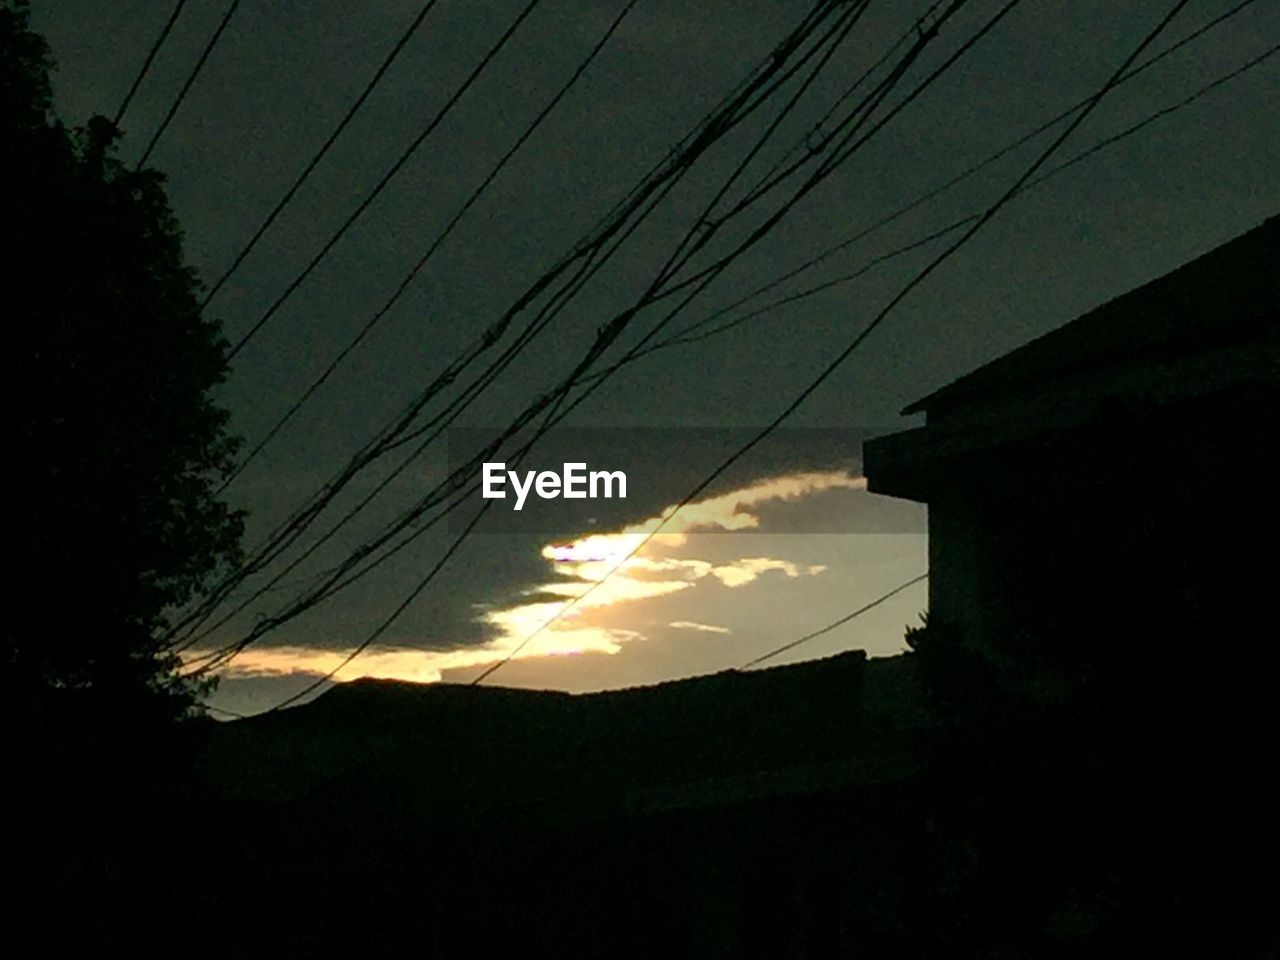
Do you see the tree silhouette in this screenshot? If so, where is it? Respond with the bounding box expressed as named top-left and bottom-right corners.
top-left (2, 2), bottom-right (245, 941)
top-left (2, 0), bottom-right (242, 721)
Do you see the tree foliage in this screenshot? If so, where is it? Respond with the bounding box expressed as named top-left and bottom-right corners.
top-left (2, 5), bottom-right (246, 941)
top-left (1, 0), bottom-right (242, 724)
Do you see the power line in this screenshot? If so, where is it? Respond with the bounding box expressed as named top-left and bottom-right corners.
top-left (652, 0), bottom-right (1265, 351)
top-left (177, 0), bottom-right (720, 642)
top-left (168, 0), bottom-right (861, 649)
top-left (743, 0), bottom-right (946, 199)
top-left (741, 573), bottom-right (929, 670)
top-left (467, 0), bottom-right (1194, 688)
top-left (191, 0), bottom-right (1025, 687)
top-left (137, 0), bottom-right (244, 168)
top-left (382, 0), bottom-right (1021, 691)
top-left (235, 0), bottom-right (1192, 675)
top-left (625, 221), bottom-right (967, 357)
top-left (263, 486), bottom-right (502, 710)
top-left (519, 0), bottom-right (883, 432)
top-left (170, 0), bottom-right (829, 646)
top-left (492, 8), bottom-right (1276, 684)
top-left (221, 0), bottom-right (852, 483)
top-left (199, 1), bottom-right (1265, 724)
top-left (465, 0), bottom-right (985, 441)
top-left (219, 0), bottom-right (642, 487)
top-left (369, 0), bottom-right (864, 460)
top-left (225, 0), bottom-right (546, 359)
top-left (199, 0), bottom-right (442, 309)
top-left (563, 0), bottom-right (1266, 396)
top-left (642, 35), bottom-right (1280, 358)
top-left (195, 0), bottom-right (932, 665)
top-left (531, 0), bottom-right (1025, 437)
top-left (113, 0), bottom-right (189, 126)
top-left (199, 570), bottom-right (924, 710)
top-left (202, 702), bottom-right (249, 720)
top-left (199, 0), bottom-right (1183, 710)
top-left (613, 0), bottom-right (1022, 335)
top-left (649, 0), bottom-right (874, 286)
top-left (197, 0), bottom-right (1218, 701)
top-left (192, 0), bottom-right (879, 690)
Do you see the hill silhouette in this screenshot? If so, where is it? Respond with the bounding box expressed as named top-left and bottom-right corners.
top-left (201, 651), bottom-right (923, 825)
top-left (190, 652), bottom-right (931, 958)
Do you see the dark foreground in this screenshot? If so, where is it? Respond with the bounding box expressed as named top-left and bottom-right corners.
top-left (15, 639), bottom-right (1278, 958)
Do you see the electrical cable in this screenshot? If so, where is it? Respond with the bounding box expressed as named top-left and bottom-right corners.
top-left (114, 0), bottom-right (189, 126)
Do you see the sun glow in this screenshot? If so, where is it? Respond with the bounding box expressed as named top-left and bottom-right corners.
top-left (482, 469), bottom-right (858, 654)
top-left (203, 470), bottom-right (859, 689)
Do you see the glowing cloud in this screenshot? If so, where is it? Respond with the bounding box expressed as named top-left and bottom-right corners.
top-left (483, 470), bottom-right (855, 654)
top-left (669, 620), bottom-right (731, 634)
top-left (709, 557), bottom-right (827, 588)
top-left (205, 469), bottom-right (859, 691)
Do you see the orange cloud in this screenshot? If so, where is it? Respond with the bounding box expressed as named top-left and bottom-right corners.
top-left (201, 470), bottom-right (860, 689)
top-left (484, 470), bottom-right (854, 653)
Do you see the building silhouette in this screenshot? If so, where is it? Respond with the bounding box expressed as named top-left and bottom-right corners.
top-left (866, 215), bottom-right (1278, 646)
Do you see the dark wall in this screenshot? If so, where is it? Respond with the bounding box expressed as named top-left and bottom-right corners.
top-left (928, 383), bottom-right (1279, 651)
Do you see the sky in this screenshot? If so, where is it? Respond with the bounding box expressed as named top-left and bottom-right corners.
top-left (30, 0), bottom-right (1279, 715)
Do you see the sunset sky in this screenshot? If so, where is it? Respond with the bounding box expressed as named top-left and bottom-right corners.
top-left (30, 1), bottom-right (1278, 715)
top-left (206, 468), bottom-right (927, 713)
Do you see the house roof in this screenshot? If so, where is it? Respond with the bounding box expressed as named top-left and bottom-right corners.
top-left (902, 215), bottom-right (1280, 416)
